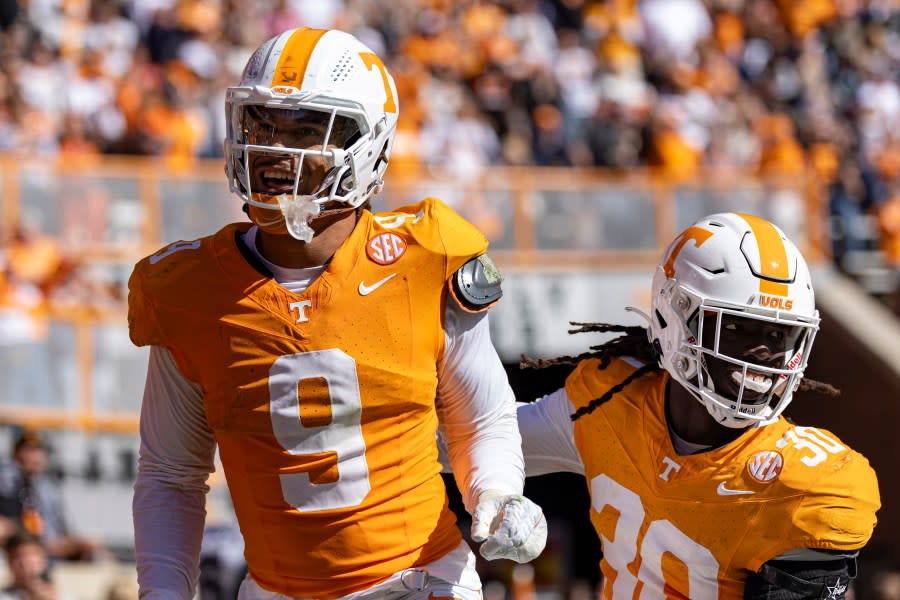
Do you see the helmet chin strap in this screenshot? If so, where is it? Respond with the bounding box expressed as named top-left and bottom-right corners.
top-left (697, 390), bottom-right (769, 429)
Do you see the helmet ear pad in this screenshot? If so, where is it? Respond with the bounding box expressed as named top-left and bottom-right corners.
top-left (647, 213), bottom-right (819, 428)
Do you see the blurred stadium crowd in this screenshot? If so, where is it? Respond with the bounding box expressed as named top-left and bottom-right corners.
top-left (0, 0), bottom-right (896, 173)
top-left (0, 0), bottom-right (899, 291)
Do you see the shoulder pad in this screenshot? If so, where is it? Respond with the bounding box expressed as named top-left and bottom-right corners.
top-left (565, 357), bottom-right (651, 412)
top-left (128, 226), bottom-right (237, 347)
top-left (372, 199), bottom-right (488, 273)
top-left (774, 427), bottom-right (880, 550)
top-left (450, 254), bottom-right (503, 312)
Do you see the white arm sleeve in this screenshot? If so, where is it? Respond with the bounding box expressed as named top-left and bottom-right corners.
top-left (516, 388), bottom-right (585, 476)
top-left (134, 346), bottom-right (216, 599)
top-left (436, 303), bottom-right (524, 515)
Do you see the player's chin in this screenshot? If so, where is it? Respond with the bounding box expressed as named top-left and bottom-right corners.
top-left (247, 203), bottom-right (288, 234)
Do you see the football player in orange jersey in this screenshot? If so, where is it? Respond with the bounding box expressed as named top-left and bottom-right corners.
top-left (127, 28), bottom-right (546, 599)
top-left (515, 213), bottom-right (880, 599)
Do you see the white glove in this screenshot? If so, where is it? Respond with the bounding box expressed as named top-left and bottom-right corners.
top-left (470, 490), bottom-right (547, 563)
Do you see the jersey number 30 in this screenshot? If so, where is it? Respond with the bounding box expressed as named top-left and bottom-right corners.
top-left (269, 349), bottom-right (371, 512)
top-left (593, 475), bottom-right (719, 599)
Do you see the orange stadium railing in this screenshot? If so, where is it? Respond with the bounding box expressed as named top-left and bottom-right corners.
top-left (0, 156), bottom-right (829, 434)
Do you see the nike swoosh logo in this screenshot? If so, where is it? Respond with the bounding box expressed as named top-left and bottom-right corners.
top-left (358, 273), bottom-right (397, 296)
top-left (717, 482), bottom-right (754, 496)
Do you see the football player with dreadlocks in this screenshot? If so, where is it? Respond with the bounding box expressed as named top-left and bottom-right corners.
top-left (127, 28), bottom-right (545, 600)
top-left (516, 213), bottom-right (879, 599)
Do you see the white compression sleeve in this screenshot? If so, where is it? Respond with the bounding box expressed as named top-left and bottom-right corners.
top-left (134, 346), bottom-right (216, 599)
top-left (516, 388), bottom-right (585, 476)
top-left (436, 303), bottom-right (525, 515)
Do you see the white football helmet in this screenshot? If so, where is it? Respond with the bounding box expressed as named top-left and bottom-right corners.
top-left (648, 213), bottom-right (819, 428)
top-left (225, 28), bottom-right (399, 241)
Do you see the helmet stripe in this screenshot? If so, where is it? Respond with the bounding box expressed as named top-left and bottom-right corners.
top-left (271, 28), bottom-right (328, 87)
top-left (738, 213), bottom-right (789, 296)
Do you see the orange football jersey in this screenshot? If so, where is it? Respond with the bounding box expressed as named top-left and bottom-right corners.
top-left (128, 198), bottom-right (488, 598)
top-left (565, 357), bottom-right (880, 600)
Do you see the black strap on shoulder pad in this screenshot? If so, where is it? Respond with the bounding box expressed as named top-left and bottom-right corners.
top-left (451, 254), bottom-right (503, 311)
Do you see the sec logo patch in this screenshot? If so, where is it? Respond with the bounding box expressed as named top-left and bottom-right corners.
top-left (746, 450), bottom-right (784, 483)
top-left (367, 232), bottom-right (407, 265)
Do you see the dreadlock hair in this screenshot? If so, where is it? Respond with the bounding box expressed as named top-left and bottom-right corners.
top-left (520, 321), bottom-right (841, 422)
top-left (796, 378), bottom-right (841, 398)
top-left (520, 322), bottom-right (662, 422)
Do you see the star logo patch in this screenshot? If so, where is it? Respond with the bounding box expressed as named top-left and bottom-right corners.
top-left (824, 578), bottom-right (847, 599)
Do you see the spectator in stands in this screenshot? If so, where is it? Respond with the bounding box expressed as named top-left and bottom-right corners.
top-left (0, 222), bottom-right (55, 406)
top-left (829, 159), bottom-right (874, 266)
top-left (877, 188), bottom-right (900, 315)
top-left (103, 575), bottom-right (139, 600)
top-left (0, 0), bottom-right (893, 187)
top-left (878, 188), bottom-right (900, 270)
top-left (0, 0), bottom-right (17, 31)
top-left (1, 216), bottom-right (119, 317)
top-left (870, 566), bottom-right (900, 600)
top-left (3, 219), bottom-right (70, 300)
top-left (0, 429), bottom-right (112, 563)
top-left (0, 529), bottom-right (75, 600)
top-left (8, 9), bottom-right (900, 220)
top-left (0, 1), bottom-right (898, 294)
top-left (849, 552), bottom-right (900, 600)
top-left (197, 523), bottom-right (247, 600)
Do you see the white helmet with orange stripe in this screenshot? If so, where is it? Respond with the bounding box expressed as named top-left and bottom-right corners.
top-left (648, 213), bottom-right (820, 428)
top-left (225, 28), bottom-right (399, 242)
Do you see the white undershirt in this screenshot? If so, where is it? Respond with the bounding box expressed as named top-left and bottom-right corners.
top-left (241, 226), bottom-right (325, 293)
top-left (134, 227), bottom-right (524, 598)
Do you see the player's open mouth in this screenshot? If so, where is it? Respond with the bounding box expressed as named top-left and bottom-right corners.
top-left (256, 167), bottom-right (297, 195)
top-left (730, 368), bottom-right (773, 395)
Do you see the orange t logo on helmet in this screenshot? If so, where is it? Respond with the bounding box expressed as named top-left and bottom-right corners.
top-left (359, 53), bottom-right (397, 113)
top-left (663, 215), bottom-right (792, 299)
top-left (663, 226), bottom-right (713, 278)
